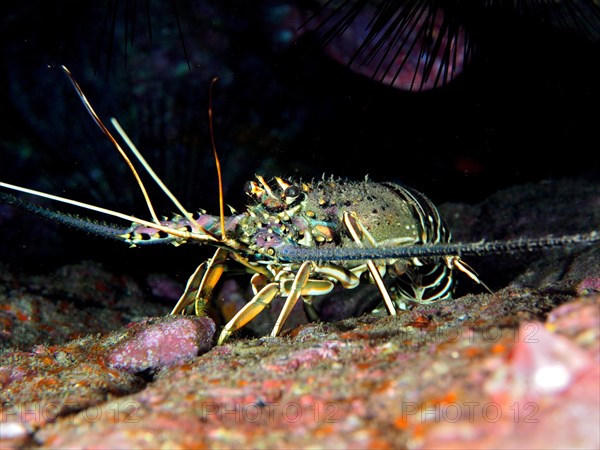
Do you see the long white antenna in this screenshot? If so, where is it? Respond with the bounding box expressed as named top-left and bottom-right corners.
top-left (0, 181), bottom-right (199, 241)
top-left (110, 118), bottom-right (201, 231)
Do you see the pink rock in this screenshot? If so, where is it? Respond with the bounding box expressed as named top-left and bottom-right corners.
top-left (546, 297), bottom-right (600, 339)
top-left (577, 277), bottom-right (600, 295)
top-left (418, 322), bottom-right (600, 449)
top-left (486, 321), bottom-right (594, 399)
top-left (145, 274), bottom-right (184, 301)
top-left (106, 316), bottom-right (215, 374)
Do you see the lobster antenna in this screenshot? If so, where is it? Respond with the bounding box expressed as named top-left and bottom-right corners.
top-left (0, 182), bottom-right (195, 241)
top-left (209, 76), bottom-right (227, 240)
top-left (60, 65), bottom-right (161, 226)
top-left (109, 118), bottom-right (201, 232)
top-left (277, 231), bottom-right (600, 262)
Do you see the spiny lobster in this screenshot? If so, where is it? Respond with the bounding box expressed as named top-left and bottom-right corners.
top-left (1, 67), bottom-right (598, 345)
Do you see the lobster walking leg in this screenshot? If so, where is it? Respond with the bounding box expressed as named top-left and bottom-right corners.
top-left (447, 257), bottom-right (491, 293)
top-left (171, 247), bottom-right (229, 316)
top-left (270, 261), bottom-right (312, 337)
top-left (218, 283), bottom-right (281, 344)
top-left (343, 211), bottom-right (397, 316)
top-left (217, 262), bottom-right (335, 343)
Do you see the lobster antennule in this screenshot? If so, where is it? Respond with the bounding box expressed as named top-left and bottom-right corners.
top-left (62, 65), bottom-right (204, 235)
top-left (0, 68), bottom-right (241, 252)
top-left (60, 65), bottom-right (162, 227)
top-left (109, 118), bottom-right (200, 231)
top-left (208, 76), bottom-right (227, 240)
top-left (276, 231), bottom-right (600, 262)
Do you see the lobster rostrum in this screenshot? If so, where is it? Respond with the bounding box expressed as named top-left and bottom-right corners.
top-left (1, 67), bottom-right (598, 345)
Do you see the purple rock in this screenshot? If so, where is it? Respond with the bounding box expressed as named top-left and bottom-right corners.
top-left (106, 317), bottom-right (215, 374)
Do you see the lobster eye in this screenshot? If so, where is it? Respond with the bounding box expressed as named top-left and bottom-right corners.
top-left (284, 185), bottom-right (299, 199)
top-left (244, 180), bottom-right (264, 199)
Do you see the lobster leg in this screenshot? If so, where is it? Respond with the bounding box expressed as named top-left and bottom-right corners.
top-left (343, 211), bottom-right (397, 316)
top-left (171, 247), bottom-right (229, 315)
top-left (270, 261), bottom-right (312, 337)
top-left (312, 264), bottom-right (360, 289)
top-left (218, 264), bottom-right (334, 343)
top-left (449, 257), bottom-right (492, 293)
top-left (218, 282), bottom-right (280, 344)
